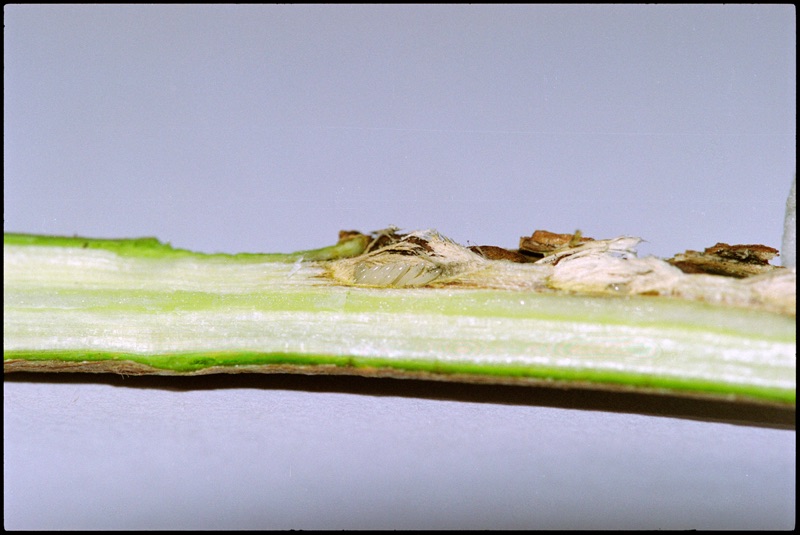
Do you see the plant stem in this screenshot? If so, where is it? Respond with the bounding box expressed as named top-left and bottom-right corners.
top-left (3, 232), bottom-right (795, 406)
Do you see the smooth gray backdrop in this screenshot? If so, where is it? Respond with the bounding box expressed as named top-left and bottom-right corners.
top-left (4, 5), bottom-right (796, 530)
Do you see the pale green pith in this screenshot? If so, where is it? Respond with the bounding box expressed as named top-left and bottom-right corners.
top-left (3, 233), bottom-right (796, 405)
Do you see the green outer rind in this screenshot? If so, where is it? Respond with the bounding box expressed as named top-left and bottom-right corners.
top-left (2, 232), bottom-right (368, 261)
top-left (4, 350), bottom-right (794, 405)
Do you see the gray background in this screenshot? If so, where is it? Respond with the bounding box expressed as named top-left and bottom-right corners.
top-left (3, 5), bottom-right (796, 529)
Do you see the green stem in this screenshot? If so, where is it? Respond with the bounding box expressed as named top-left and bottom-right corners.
top-left (3, 233), bottom-right (795, 406)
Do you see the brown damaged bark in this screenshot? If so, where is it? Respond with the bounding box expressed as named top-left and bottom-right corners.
top-left (519, 230), bottom-right (594, 258)
top-left (467, 230), bottom-right (596, 263)
top-left (339, 228), bottom-right (410, 254)
top-left (342, 228), bottom-right (785, 279)
top-left (667, 243), bottom-right (782, 278)
top-left (467, 245), bottom-right (533, 263)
